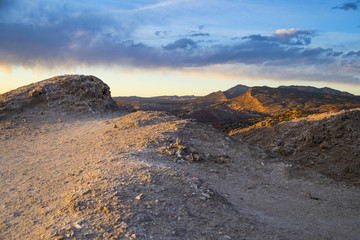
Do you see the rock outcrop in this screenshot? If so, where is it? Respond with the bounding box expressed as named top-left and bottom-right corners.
top-left (0, 75), bottom-right (118, 117)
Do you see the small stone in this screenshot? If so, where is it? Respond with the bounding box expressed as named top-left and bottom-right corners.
top-left (216, 157), bottom-right (224, 164)
top-left (193, 153), bottom-right (201, 161)
top-left (304, 192), bottom-right (320, 200)
top-left (186, 155), bottom-right (194, 162)
top-left (136, 194), bottom-right (143, 200)
top-left (319, 142), bottom-right (329, 149)
top-left (201, 193), bottom-right (210, 199)
top-left (176, 149), bottom-right (182, 158)
top-left (74, 224), bottom-right (82, 229)
top-left (66, 232), bottom-right (74, 238)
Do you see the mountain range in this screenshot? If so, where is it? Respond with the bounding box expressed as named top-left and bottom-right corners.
top-left (115, 84), bottom-right (360, 131)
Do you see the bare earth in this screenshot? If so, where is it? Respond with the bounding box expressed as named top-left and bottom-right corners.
top-left (1, 110), bottom-right (360, 239)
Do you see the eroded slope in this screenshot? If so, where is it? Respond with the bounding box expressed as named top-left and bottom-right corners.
top-left (231, 108), bottom-right (360, 186)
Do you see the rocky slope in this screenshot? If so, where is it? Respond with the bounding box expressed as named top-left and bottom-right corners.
top-left (0, 75), bottom-right (118, 119)
top-left (231, 108), bottom-right (360, 186)
top-left (225, 87), bottom-right (360, 115)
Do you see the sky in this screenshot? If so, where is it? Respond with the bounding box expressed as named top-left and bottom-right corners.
top-left (0, 0), bottom-right (360, 96)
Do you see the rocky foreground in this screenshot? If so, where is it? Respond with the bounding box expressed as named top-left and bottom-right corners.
top-left (1, 75), bottom-right (360, 239)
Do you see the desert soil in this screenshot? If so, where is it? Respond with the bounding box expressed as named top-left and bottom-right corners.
top-left (1, 110), bottom-right (360, 239)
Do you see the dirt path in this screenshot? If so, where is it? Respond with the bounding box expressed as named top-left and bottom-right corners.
top-left (153, 120), bottom-right (360, 239)
top-left (1, 111), bottom-right (359, 239)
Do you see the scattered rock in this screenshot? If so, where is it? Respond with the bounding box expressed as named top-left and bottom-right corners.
top-left (159, 138), bottom-right (205, 163)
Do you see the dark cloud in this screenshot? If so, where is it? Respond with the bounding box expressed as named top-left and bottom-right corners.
top-left (242, 29), bottom-right (316, 46)
top-left (186, 41), bottom-right (334, 67)
top-left (185, 33), bottom-right (210, 37)
top-left (344, 50), bottom-right (360, 57)
top-left (242, 34), bottom-right (269, 41)
top-left (197, 39), bottom-right (218, 44)
top-left (327, 51), bottom-right (344, 57)
top-left (0, 22), bottom-right (345, 70)
top-left (332, 1), bottom-right (360, 10)
top-left (155, 31), bottom-right (170, 37)
top-left (162, 38), bottom-right (198, 50)
top-left (0, 19), bottom-right (346, 70)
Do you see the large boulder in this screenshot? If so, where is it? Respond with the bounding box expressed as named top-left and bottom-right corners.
top-left (0, 75), bottom-right (118, 116)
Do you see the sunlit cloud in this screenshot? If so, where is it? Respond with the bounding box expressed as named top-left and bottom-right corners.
top-left (0, 64), bottom-right (12, 74)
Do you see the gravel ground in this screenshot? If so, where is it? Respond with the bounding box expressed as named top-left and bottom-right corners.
top-left (1, 110), bottom-right (360, 239)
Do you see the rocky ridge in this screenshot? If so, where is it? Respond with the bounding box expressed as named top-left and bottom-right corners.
top-left (0, 75), bottom-right (118, 119)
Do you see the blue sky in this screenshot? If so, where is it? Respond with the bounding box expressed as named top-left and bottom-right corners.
top-left (0, 0), bottom-right (360, 96)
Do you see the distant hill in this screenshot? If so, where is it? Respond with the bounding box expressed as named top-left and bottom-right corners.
top-left (279, 85), bottom-right (354, 97)
top-left (223, 84), bottom-right (249, 99)
top-left (114, 84), bottom-right (360, 130)
top-left (225, 87), bottom-right (360, 115)
top-left (114, 95), bottom-right (197, 102)
top-left (191, 91), bottom-right (228, 103)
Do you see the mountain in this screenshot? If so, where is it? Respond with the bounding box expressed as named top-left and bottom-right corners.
top-left (114, 84), bottom-right (360, 133)
top-left (226, 87), bottom-right (360, 115)
top-left (114, 95), bottom-right (197, 102)
top-left (191, 90), bottom-right (228, 103)
top-left (279, 85), bottom-right (354, 97)
top-left (223, 84), bottom-right (249, 99)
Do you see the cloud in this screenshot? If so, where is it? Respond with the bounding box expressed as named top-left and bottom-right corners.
top-left (185, 33), bottom-right (210, 37)
top-left (155, 30), bottom-right (170, 37)
top-left (134, 0), bottom-right (190, 12)
top-left (344, 50), bottom-right (360, 57)
top-left (0, 19), bottom-right (346, 71)
top-left (0, 22), bottom-right (349, 71)
top-left (242, 28), bottom-right (316, 46)
top-left (332, 1), bottom-right (360, 10)
top-left (162, 38), bottom-right (198, 50)
top-left (0, 1), bottom-right (358, 86)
